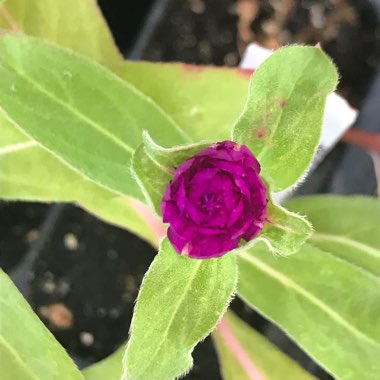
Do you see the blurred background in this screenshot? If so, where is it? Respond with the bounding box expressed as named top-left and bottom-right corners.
top-left (1, 1), bottom-right (379, 378)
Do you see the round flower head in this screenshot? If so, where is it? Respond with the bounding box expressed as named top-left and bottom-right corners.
top-left (161, 141), bottom-right (267, 259)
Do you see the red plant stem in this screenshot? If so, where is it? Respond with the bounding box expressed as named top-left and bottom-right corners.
top-left (217, 318), bottom-right (265, 380)
top-left (129, 198), bottom-right (166, 244)
top-left (370, 152), bottom-right (380, 197)
top-left (341, 128), bottom-right (380, 152)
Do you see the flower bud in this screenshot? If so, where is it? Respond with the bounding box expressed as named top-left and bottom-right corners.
top-left (161, 141), bottom-right (267, 259)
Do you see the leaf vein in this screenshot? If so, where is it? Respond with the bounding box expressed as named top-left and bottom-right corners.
top-left (256, 54), bottom-right (316, 161)
top-left (0, 141), bottom-right (37, 155)
top-left (1, 61), bottom-right (135, 155)
top-left (311, 233), bottom-right (380, 258)
top-left (0, 334), bottom-right (40, 380)
top-left (126, 258), bottom-right (202, 377)
top-left (238, 251), bottom-right (380, 349)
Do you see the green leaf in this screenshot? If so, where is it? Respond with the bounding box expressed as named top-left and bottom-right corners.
top-left (257, 190), bottom-right (312, 256)
top-left (287, 195), bottom-right (380, 279)
top-left (237, 195), bottom-right (380, 380)
top-left (0, 2), bottom-right (249, 244)
top-left (0, 0), bottom-right (162, 244)
top-left (0, 133), bottom-right (162, 246)
top-left (0, 35), bottom-right (189, 199)
top-left (122, 62), bottom-right (249, 142)
top-left (123, 238), bottom-right (237, 380)
top-left (82, 346), bottom-right (124, 380)
top-left (132, 131), bottom-right (209, 214)
top-left (0, 61), bottom-right (250, 246)
top-left (232, 46), bottom-right (338, 191)
top-left (0, 1), bottom-right (250, 245)
top-left (213, 311), bottom-right (316, 380)
top-left (0, 0), bottom-right (122, 72)
top-left (0, 269), bottom-right (84, 380)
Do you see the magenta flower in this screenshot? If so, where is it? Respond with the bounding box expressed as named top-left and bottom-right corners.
top-left (161, 141), bottom-right (267, 259)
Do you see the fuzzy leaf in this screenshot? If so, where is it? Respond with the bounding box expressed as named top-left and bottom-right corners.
top-left (213, 311), bottom-right (316, 380)
top-left (122, 62), bottom-right (249, 141)
top-left (132, 132), bottom-right (209, 214)
top-left (0, 0), bottom-right (163, 244)
top-left (257, 190), bottom-right (312, 255)
top-left (0, 62), bottom-right (250, 246)
top-left (0, 138), bottom-right (162, 245)
top-left (287, 195), bottom-right (380, 277)
top-left (123, 238), bottom-right (237, 380)
top-left (82, 347), bottom-right (124, 380)
top-left (0, 3), bottom-right (249, 244)
top-left (0, 0), bottom-right (250, 250)
top-left (0, 35), bottom-right (189, 199)
top-left (237, 196), bottom-right (380, 379)
top-left (233, 46), bottom-right (338, 191)
top-left (0, 269), bottom-right (84, 380)
top-left (0, 0), bottom-right (122, 72)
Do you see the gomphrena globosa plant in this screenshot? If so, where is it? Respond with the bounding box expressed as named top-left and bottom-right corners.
top-left (0, 3), bottom-right (379, 379)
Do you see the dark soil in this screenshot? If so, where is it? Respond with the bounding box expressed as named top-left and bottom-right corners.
top-left (97, 0), bottom-right (154, 55)
top-left (142, 0), bottom-right (241, 66)
top-left (1, 1), bottom-right (378, 379)
top-left (29, 205), bottom-right (154, 361)
top-left (0, 202), bottom-right (48, 271)
top-left (143, 0), bottom-right (379, 106)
